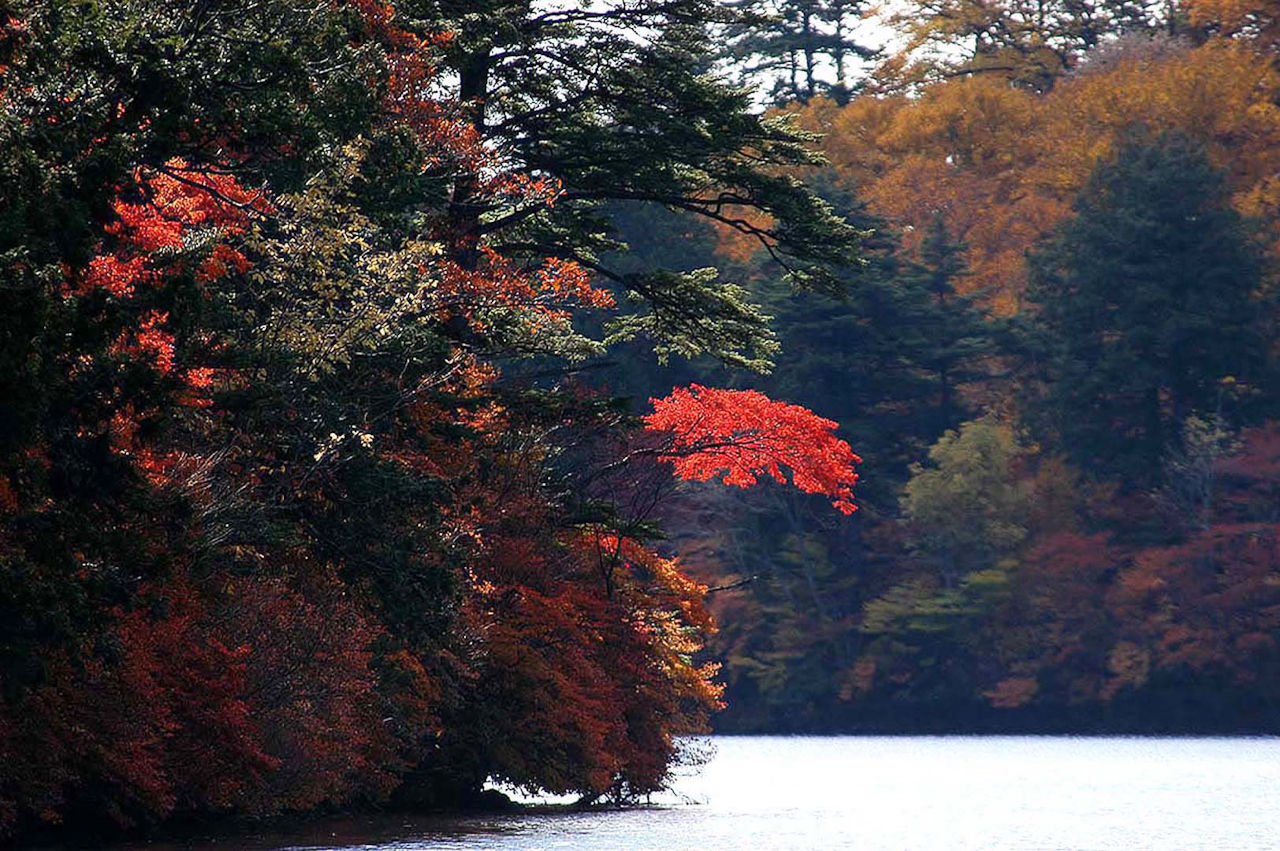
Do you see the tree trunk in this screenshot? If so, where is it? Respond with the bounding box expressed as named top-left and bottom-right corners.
top-left (450, 49), bottom-right (492, 271)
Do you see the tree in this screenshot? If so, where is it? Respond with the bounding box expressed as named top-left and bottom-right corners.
top-left (721, 0), bottom-right (879, 104)
top-left (1185, 0), bottom-right (1280, 49)
top-left (644, 384), bottom-right (861, 514)
top-left (742, 195), bottom-right (993, 505)
top-left (637, 179), bottom-right (999, 729)
top-left (849, 415), bottom-right (1094, 711)
top-left (0, 0), bottom-right (463, 830)
top-left (0, 0), bottom-right (879, 835)
top-left (0, 0), bottom-right (388, 699)
top-left (877, 0), bottom-right (1163, 91)
top-left (895, 214), bottom-right (992, 438)
top-left (900, 416), bottom-right (1032, 586)
top-left (789, 39), bottom-right (1280, 313)
top-left (1022, 131), bottom-right (1271, 485)
top-left (406, 0), bottom-right (865, 371)
top-left (1108, 523), bottom-right (1280, 708)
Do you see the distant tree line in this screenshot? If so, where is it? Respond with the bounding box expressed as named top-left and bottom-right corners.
top-left (623, 6), bottom-right (1280, 733)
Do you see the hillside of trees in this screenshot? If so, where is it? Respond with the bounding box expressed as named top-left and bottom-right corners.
top-left (639, 0), bottom-right (1280, 733)
top-left (4, 0), bottom-right (1280, 843)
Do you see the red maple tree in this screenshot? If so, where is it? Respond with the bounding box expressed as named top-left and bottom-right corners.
top-left (645, 384), bottom-right (861, 514)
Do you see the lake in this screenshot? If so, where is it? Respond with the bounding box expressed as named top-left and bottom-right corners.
top-left (120, 736), bottom-right (1280, 851)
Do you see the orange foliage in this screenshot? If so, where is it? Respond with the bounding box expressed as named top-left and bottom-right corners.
top-left (984, 676), bottom-right (1039, 708)
top-left (1218, 424), bottom-right (1280, 513)
top-left (458, 501), bottom-right (721, 796)
top-left (438, 247), bottom-right (613, 322)
top-left (793, 39), bottom-right (1280, 311)
top-left (1186, 0), bottom-right (1280, 45)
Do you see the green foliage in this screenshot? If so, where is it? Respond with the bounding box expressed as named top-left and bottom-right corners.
top-left (606, 270), bottom-right (780, 372)
top-left (902, 416), bottom-right (1031, 581)
top-left (242, 142), bottom-right (445, 376)
top-left (408, 0), bottom-right (865, 369)
top-left (896, 214), bottom-right (992, 437)
top-left (1022, 131), bottom-right (1272, 486)
top-left (861, 577), bottom-right (980, 635)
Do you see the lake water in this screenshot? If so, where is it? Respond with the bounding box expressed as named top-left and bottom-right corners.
top-left (122, 736), bottom-right (1280, 851)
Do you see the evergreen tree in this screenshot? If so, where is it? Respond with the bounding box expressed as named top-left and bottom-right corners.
top-left (0, 0), bottom-right (389, 701)
top-left (721, 0), bottom-right (879, 104)
top-left (1021, 131), bottom-right (1271, 486)
top-left (898, 213), bottom-right (993, 439)
top-left (404, 0), bottom-right (866, 371)
top-left (758, 200), bottom-right (991, 508)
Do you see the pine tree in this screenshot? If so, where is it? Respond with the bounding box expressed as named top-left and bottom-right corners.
top-left (403, 0), bottom-right (865, 370)
top-left (898, 213), bottom-right (993, 439)
top-left (1022, 131), bottom-right (1271, 486)
top-left (758, 198), bottom-right (991, 507)
top-left (721, 0), bottom-right (879, 104)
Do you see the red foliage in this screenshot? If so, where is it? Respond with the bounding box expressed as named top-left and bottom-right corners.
top-left (0, 563), bottom-right (398, 832)
top-left (0, 652), bottom-right (175, 831)
top-left (645, 384), bottom-right (861, 514)
top-left (465, 538), bottom-right (624, 794)
top-left (71, 161), bottom-right (256, 413)
top-left (74, 160), bottom-right (258, 299)
top-left (1110, 523), bottom-right (1280, 689)
top-left (435, 415), bottom-right (721, 801)
top-left (1217, 422), bottom-right (1280, 520)
top-left (437, 247), bottom-right (613, 322)
top-left (113, 582), bottom-right (276, 813)
top-left (463, 524), bottom-right (721, 798)
top-left (210, 563), bottom-right (399, 810)
top-left (1003, 531), bottom-right (1125, 705)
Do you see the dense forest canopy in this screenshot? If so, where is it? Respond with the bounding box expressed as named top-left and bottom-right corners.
top-left (3, 0), bottom-right (1280, 841)
top-left (675, 0), bottom-right (1280, 732)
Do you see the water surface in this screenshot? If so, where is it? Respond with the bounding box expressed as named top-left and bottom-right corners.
top-left (123, 736), bottom-right (1280, 850)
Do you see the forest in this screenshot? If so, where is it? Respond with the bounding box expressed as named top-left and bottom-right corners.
top-left (2, 0), bottom-right (1280, 842)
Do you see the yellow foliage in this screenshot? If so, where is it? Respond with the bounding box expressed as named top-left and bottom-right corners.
top-left (876, 0), bottom-right (1130, 92)
top-left (1103, 641), bottom-right (1152, 698)
top-left (1035, 40), bottom-right (1280, 209)
top-left (793, 38), bottom-right (1280, 312)
top-left (1186, 0), bottom-right (1280, 44)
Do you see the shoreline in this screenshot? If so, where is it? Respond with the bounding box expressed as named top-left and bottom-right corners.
top-left (13, 731), bottom-right (1280, 850)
